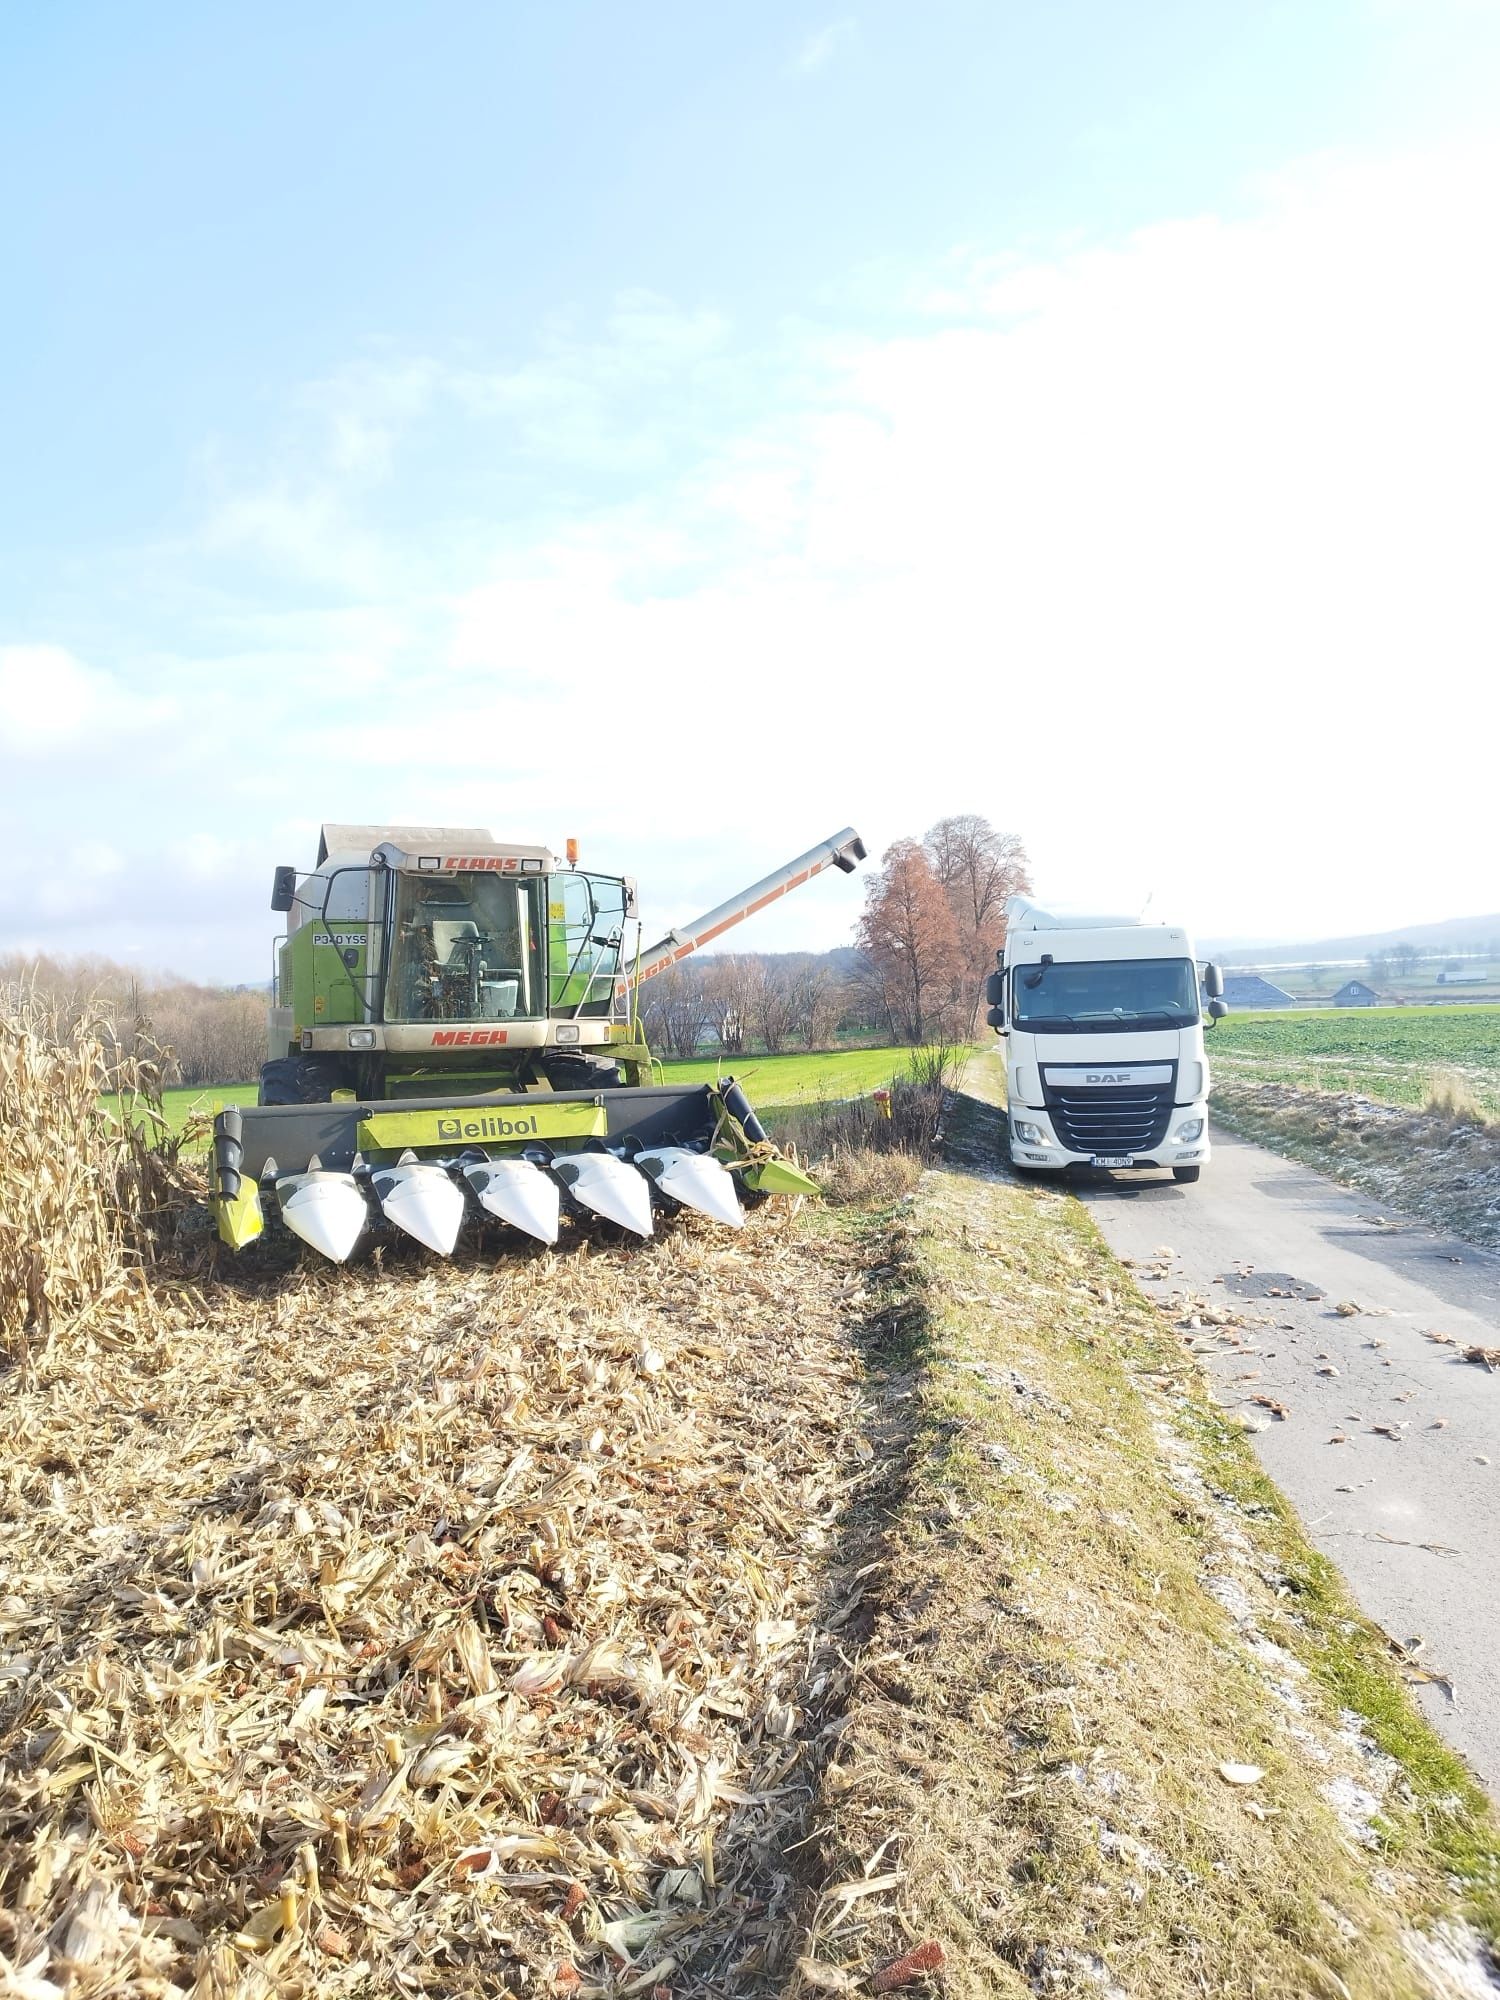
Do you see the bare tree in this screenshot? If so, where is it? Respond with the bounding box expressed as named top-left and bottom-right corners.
top-left (784, 956), bottom-right (843, 1049)
top-left (638, 963), bottom-right (713, 1059)
top-left (748, 959), bottom-right (799, 1054)
top-left (1, 952), bottom-right (269, 1085)
top-left (701, 955), bottom-right (751, 1054)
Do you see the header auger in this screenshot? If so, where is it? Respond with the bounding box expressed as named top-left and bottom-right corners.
top-left (209, 824), bottom-right (866, 1261)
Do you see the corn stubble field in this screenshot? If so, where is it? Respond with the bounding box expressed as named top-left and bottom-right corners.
top-left (1, 1001), bottom-right (897, 1998)
top-left (4, 1001), bottom-right (1500, 2000)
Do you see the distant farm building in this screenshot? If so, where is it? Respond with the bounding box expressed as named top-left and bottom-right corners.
top-left (1436, 969), bottom-right (1487, 985)
top-left (1221, 974), bottom-right (1298, 1010)
top-left (1331, 979), bottom-right (1379, 1008)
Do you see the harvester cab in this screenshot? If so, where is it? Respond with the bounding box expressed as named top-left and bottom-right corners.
top-left (211, 824), bottom-right (866, 1261)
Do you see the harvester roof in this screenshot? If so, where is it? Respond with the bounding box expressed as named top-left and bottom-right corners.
top-left (316, 824), bottom-right (555, 868)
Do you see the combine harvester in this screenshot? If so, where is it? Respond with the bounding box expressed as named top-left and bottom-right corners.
top-left (209, 824), bottom-right (865, 1261)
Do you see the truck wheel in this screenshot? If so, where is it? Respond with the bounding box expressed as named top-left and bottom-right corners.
top-left (258, 1055), bottom-right (356, 1105)
top-left (1172, 1165), bottom-right (1201, 1184)
top-left (541, 1054), bottom-right (623, 1092)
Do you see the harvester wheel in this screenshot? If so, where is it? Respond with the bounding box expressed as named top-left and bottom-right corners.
top-left (258, 1054), bottom-right (356, 1105)
top-left (540, 1053), bottom-right (623, 1092)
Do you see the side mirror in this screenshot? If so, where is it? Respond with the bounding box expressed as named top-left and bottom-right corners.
top-left (1204, 962), bottom-right (1225, 999)
top-left (1207, 997), bottom-right (1228, 1024)
top-left (271, 865), bottom-right (297, 914)
top-left (984, 970), bottom-right (1004, 1009)
top-left (986, 1005), bottom-right (1006, 1033)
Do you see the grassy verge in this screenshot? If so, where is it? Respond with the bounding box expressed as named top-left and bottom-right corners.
top-left (791, 1093), bottom-right (1500, 1998)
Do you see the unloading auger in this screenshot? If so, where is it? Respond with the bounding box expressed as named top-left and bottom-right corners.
top-left (208, 824), bottom-right (866, 1261)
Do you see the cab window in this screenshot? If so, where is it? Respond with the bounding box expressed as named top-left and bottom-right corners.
top-left (386, 872), bottom-right (544, 1022)
top-left (550, 874), bottom-right (627, 1016)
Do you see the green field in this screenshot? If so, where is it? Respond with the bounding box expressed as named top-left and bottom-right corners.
top-left (1212, 1005), bottom-right (1500, 1116)
top-left (119, 1046), bottom-right (920, 1139)
top-left (654, 1044), bottom-right (917, 1104)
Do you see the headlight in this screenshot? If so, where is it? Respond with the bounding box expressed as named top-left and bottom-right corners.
top-left (1014, 1119), bottom-right (1045, 1145)
top-left (347, 1029), bottom-right (377, 1049)
top-left (1174, 1118), bottom-right (1204, 1143)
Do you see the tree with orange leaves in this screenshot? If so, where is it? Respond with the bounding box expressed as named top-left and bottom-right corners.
top-left (855, 839), bottom-right (963, 1044)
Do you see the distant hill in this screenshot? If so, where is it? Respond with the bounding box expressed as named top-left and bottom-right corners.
top-left (1207, 914), bottom-right (1500, 968)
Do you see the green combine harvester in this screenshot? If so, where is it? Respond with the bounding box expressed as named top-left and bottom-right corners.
top-left (209, 824), bottom-right (866, 1261)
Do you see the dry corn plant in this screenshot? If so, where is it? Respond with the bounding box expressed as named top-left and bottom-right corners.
top-left (0, 990), bottom-right (193, 1361)
top-left (1421, 1066), bottom-right (1492, 1125)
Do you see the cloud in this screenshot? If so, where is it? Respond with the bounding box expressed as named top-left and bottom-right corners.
top-left (789, 18), bottom-right (857, 75)
top-left (0, 646), bottom-right (176, 756)
top-left (7, 137), bottom-right (1500, 976)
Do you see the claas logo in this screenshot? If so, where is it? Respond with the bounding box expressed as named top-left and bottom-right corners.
top-left (443, 856), bottom-right (522, 871)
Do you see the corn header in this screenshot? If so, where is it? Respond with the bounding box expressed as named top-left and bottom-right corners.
top-left (210, 824), bottom-right (866, 1260)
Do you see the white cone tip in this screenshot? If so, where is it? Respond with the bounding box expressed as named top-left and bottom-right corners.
top-left (640, 1148), bottom-right (744, 1229)
top-left (559, 1155), bottom-right (654, 1237)
top-left (375, 1163), bottom-right (466, 1256)
top-left (279, 1173), bottom-right (369, 1264)
top-left (464, 1159), bottom-right (561, 1244)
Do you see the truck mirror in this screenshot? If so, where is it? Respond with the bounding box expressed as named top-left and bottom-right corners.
top-left (984, 970), bottom-right (1004, 1009)
top-left (1207, 997), bottom-right (1228, 1023)
top-left (986, 1004), bottom-right (1007, 1032)
top-left (271, 865), bottom-right (297, 914)
top-left (1204, 962), bottom-right (1225, 999)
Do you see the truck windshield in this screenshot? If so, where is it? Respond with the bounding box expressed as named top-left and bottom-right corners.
top-left (1012, 957), bottom-right (1199, 1033)
top-left (386, 872), bottom-right (545, 1022)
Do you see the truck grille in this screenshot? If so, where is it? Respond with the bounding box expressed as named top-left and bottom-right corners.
top-left (1045, 1082), bottom-right (1175, 1156)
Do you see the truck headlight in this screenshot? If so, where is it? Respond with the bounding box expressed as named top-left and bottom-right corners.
top-left (1174, 1118), bottom-right (1204, 1143)
top-left (1014, 1119), bottom-right (1045, 1145)
top-left (347, 1029), bottom-right (376, 1049)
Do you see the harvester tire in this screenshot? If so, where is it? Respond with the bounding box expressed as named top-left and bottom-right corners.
top-left (540, 1053), bottom-right (623, 1092)
top-left (258, 1055), bottom-right (356, 1105)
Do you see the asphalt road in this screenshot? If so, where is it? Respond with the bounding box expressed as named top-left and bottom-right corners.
top-left (1077, 1131), bottom-right (1500, 1794)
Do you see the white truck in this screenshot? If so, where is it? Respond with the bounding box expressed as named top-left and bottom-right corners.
top-left (986, 899), bottom-right (1227, 1183)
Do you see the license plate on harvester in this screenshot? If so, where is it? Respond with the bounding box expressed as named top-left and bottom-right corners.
top-left (1092, 1155), bottom-right (1134, 1168)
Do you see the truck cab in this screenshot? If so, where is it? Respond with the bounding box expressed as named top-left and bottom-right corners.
top-left (989, 900), bottom-right (1226, 1183)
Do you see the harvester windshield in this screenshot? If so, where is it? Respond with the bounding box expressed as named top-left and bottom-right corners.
top-left (383, 868), bottom-right (632, 1024)
top-left (387, 872), bottom-right (545, 1022)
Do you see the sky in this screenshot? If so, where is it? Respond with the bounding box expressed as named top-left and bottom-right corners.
top-left (2, 0), bottom-right (1498, 982)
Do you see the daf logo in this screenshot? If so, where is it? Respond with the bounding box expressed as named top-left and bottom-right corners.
top-left (1087, 1072), bottom-right (1129, 1084)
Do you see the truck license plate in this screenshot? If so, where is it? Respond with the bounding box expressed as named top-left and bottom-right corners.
top-left (1091, 1154), bottom-right (1134, 1168)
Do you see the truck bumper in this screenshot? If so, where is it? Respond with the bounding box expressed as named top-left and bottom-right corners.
top-left (1008, 1103), bottom-right (1212, 1174)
